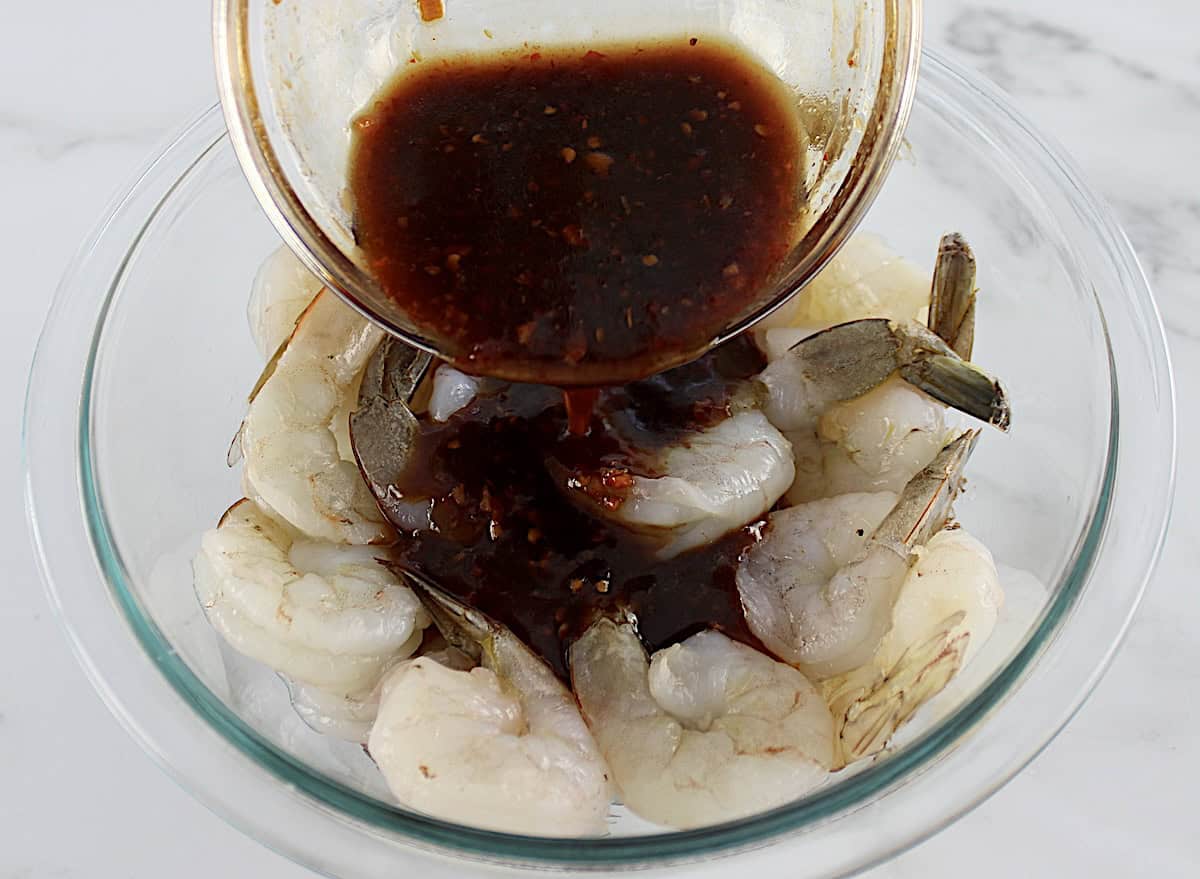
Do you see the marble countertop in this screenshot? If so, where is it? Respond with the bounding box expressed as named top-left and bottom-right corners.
top-left (2, 1), bottom-right (1196, 875)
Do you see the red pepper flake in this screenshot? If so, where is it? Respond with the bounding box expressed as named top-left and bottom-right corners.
top-left (563, 332), bottom-right (588, 365)
top-left (561, 146), bottom-right (577, 163)
top-left (586, 135), bottom-right (603, 149)
top-left (642, 254), bottom-right (659, 266)
top-left (584, 151), bottom-right (615, 175)
top-left (417, 0), bottom-right (444, 21)
top-left (543, 104), bottom-right (558, 115)
top-left (562, 224), bottom-right (587, 247)
top-left (754, 123), bottom-right (770, 137)
top-left (688, 108), bottom-right (708, 122)
top-left (689, 37), bottom-right (699, 46)
top-left (515, 321), bottom-right (536, 344)
top-left (680, 122), bottom-right (693, 136)
top-left (722, 262), bottom-right (740, 277)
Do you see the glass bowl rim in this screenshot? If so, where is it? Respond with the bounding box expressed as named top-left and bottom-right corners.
top-left (24, 49), bottom-right (1175, 874)
top-left (212, 0), bottom-right (924, 385)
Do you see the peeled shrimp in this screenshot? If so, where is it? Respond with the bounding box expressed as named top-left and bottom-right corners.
top-left (786, 376), bottom-right (960, 504)
top-left (368, 586), bottom-right (612, 836)
top-left (594, 410), bottom-right (795, 559)
top-left (571, 621), bottom-right (833, 829)
top-left (757, 318), bottom-right (1008, 437)
top-left (247, 245), bottom-right (325, 359)
top-left (241, 289), bottom-right (389, 544)
top-left (737, 433), bottom-right (975, 679)
top-left (822, 528), bottom-right (1003, 765)
top-left (775, 234), bottom-right (984, 503)
top-left (193, 499), bottom-right (428, 701)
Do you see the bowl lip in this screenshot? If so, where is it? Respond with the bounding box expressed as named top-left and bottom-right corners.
top-left (211, 0), bottom-right (924, 386)
top-left (23, 48), bottom-right (1176, 876)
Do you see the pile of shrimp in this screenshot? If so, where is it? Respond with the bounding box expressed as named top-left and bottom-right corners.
top-left (194, 233), bottom-right (1009, 835)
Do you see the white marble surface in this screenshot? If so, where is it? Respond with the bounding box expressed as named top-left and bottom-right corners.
top-left (2, 1), bottom-right (1196, 875)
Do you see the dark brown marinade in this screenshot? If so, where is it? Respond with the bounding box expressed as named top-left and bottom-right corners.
top-left (349, 39), bottom-right (803, 382)
top-left (385, 337), bottom-right (769, 679)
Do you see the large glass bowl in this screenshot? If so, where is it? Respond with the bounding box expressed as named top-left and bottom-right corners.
top-left (214, 0), bottom-right (921, 383)
top-left (24, 51), bottom-right (1174, 877)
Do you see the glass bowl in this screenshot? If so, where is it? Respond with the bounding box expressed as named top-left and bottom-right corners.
top-left (213, 0), bottom-right (921, 383)
top-left (24, 50), bottom-right (1174, 877)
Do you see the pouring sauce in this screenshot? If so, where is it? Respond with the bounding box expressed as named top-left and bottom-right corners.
top-left (349, 38), bottom-right (804, 383)
top-left (381, 337), bottom-right (770, 680)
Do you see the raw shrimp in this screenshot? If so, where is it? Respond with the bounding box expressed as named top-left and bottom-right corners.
top-left (600, 410), bottom-right (795, 559)
top-left (785, 377), bottom-right (960, 504)
top-left (368, 584), bottom-right (612, 836)
top-left (756, 317), bottom-right (1009, 436)
top-left (570, 621), bottom-right (833, 829)
top-left (777, 232), bottom-right (984, 504)
top-left (736, 432), bottom-right (975, 679)
top-left (777, 234), bottom-right (984, 503)
top-left (193, 499), bottom-right (428, 700)
top-left (822, 528), bottom-right (1002, 765)
top-left (241, 289), bottom-right (390, 544)
top-left (246, 245), bottom-right (325, 359)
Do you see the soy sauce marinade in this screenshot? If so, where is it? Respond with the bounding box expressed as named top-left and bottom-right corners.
top-left (349, 39), bottom-right (804, 382)
top-left (384, 337), bottom-right (770, 680)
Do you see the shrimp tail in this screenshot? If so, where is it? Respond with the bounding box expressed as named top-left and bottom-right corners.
top-left (822, 612), bottom-right (969, 767)
top-left (898, 351), bottom-right (1009, 432)
top-left (350, 336), bottom-right (434, 516)
top-left (874, 430), bottom-right (977, 550)
top-left (928, 232), bottom-right (977, 360)
top-left (402, 574), bottom-right (488, 665)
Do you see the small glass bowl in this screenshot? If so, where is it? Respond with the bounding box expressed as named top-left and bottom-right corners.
top-left (25, 51), bottom-right (1173, 877)
top-left (214, 0), bottom-right (922, 383)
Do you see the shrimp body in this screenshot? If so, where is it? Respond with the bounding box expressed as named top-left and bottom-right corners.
top-left (193, 499), bottom-right (428, 698)
top-left (822, 528), bottom-right (1003, 764)
top-left (571, 622), bottom-right (833, 829)
top-left (247, 245), bottom-right (324, 359)
top-left (369, 591), bottom-right (612, 836)
top-left (787, 377), bottom-right (958, 504)
top-left (737, 434), bottom-right (974, 679)
top-left (241, 290), bottom-right (389, 544)
top-left (609, 410), bottom-right (795, 559)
